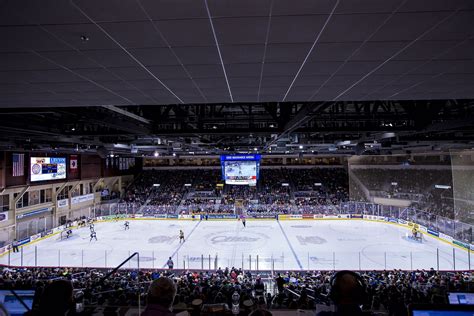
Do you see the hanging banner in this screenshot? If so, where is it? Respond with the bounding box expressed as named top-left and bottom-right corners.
top-left (70, 155), bottom-right (78, 169)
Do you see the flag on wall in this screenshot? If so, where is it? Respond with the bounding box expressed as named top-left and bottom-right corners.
top-left (70, 155), bottom-right (78, 169)
top-left (12, 153), bottom-right (24, 177)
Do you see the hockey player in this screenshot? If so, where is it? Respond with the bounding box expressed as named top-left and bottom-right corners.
top-left (179, 230), bottom-right (185, 243)
top-left (242, 217), bottom-right (246, 228)
top-left (66, 229), bottom-right (72, 238)
top-left (124, 221), bottom-right (130, 230)
top-left (89, 223), bottom-right (95, 232)
top-left (90, 231), bottom-right (97, 242)
top-left (167, 257), bottom-right (174, 270)
top-left (412, 226), bottom-right (420, 241)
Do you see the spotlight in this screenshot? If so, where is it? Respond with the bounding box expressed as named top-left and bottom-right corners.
top-left (154, 151), bottom-right (159, 157)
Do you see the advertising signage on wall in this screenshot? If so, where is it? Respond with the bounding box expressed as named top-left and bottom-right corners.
top-left (71, 194), bottom-right (95, 205)
top-left (16, 207), bottom-right (52, 220)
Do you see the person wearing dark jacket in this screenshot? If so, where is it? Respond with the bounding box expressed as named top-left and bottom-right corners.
top-left (142, 277), bottom-right (177, 316)
top-left (317, 271), bottom-right (373, 316)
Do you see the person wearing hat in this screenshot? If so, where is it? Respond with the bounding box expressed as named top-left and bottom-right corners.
top-left (142, 277), bottom-right (177, 316)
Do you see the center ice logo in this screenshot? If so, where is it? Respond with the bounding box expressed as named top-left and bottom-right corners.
top-left (296, 235), bottom-right (327, 245)
top-left (204, 231), bottom-right (268, 250)
top-left (210, 236), bottom-right (259, 244)
top-left (148, 235), bottom-right (176, 244)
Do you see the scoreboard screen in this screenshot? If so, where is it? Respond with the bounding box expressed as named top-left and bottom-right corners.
top-left (220, 155), bottom-right (261, 185)
top-left (30, 157), bottom-right (66, 182)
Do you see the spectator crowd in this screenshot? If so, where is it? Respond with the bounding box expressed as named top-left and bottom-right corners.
top-left (1, 266), bottom-right (472, 315)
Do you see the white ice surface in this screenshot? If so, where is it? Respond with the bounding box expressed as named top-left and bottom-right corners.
top-left (225, 161), bottom-right (256, 178)
top-left (2, 220), bottom-right (471, 271)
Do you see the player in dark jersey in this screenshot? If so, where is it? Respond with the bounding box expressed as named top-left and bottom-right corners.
top-left (124, 221), bottom-right (130, 230)
top-left (90, 231), bottom-right (97, 242)
top-left (179, 230), bottom-right (185, 243)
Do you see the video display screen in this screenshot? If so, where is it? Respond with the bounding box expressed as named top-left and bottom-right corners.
top-left (220, 155), bottom-right (260, 185)
top-left (30, 157), bottom-right (66, 182)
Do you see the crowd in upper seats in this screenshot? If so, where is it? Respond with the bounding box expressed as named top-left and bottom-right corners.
top-left (351, 168), bottom-right (457, 219)
top-left (119, 167), bottom-right (473, 232)
top-left (1, 266), bottom-right (472, 316)
top-left (122, 168), bottom-right (350, 216)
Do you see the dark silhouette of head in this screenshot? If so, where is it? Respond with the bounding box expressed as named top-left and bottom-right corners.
top-left (147, 277), bottom-right (177, 309)
top-left (329, 270), bottom-right (367, 306)
top-left (39, 280), bottom-right (74, 316)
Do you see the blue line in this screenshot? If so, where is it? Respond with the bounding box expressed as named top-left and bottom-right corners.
top-left (277, 220), bottom-right (303, 270)
top-left (162, 220), bottom-right (202, 268)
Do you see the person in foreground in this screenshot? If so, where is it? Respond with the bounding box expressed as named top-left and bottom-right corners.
top-left (142, 277), bottom-right (177, 316)
top-left (317, 270), bottom-right (373, 316)
top-left (28, 280), bottom-right (75, 316)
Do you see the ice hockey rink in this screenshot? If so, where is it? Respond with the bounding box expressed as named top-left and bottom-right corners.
top-left (1, 219), bottom-right (471, 271)
top-left (225, 161), bottom-right (256, 178)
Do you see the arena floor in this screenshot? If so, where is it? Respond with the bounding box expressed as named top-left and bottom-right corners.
top-left (2, 219), bottom-right (471, 271)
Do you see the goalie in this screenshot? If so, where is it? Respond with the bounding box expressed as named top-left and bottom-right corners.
top-left (411, 226), bottom-right (422, 242)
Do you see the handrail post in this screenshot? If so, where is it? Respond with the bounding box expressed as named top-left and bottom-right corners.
top-left (98, 252), bottom-right (140, 285)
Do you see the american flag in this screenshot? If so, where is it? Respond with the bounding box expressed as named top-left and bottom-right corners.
top-left (12, 153), bottom-right (24, 177)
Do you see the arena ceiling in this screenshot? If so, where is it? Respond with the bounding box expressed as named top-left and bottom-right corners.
top-left (0, 0), bottom-right (474, 155)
